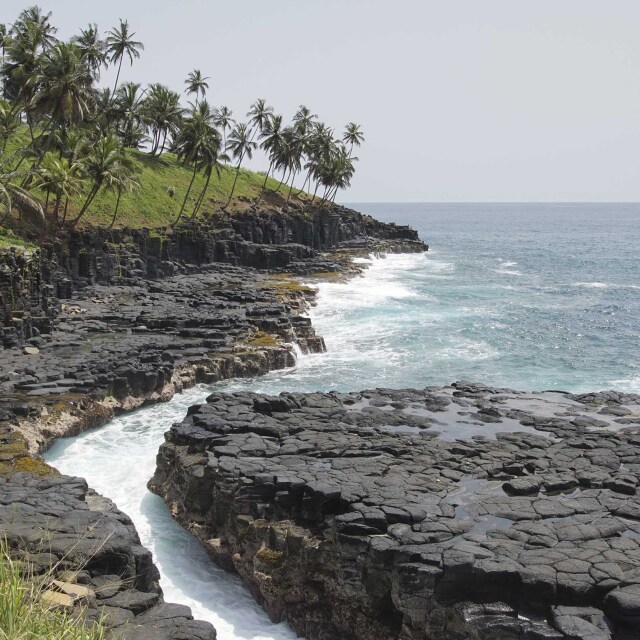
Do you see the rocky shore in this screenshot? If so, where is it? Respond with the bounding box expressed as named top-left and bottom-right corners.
top-left (149, 384), bottom-right (640, 640)
top-left (1, 472), bottom-right (217, 639)
top-left (0, 204), bottom-right (426, 638)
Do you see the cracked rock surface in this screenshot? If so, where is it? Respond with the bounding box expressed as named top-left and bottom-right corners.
top-left (0, 473), bottom-right (216, 639)
top-left (150, 382), bottom-right (640, 639)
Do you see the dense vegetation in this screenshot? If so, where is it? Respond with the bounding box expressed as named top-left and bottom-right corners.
top-left (0, 6), bottom-right (365, 234)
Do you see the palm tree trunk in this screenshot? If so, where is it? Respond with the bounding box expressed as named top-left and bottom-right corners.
top-left (108, 189), bottom-right (123, 229)
top-left (112, 57), bottom-right (123, 100)
top-left (60, 197), bottom-right (69, 227)
top-left (175, 163), bottom-right (198, 225)
top-left (274, 167), bottom-right (290, 193)
top-left (225, 156), bottom-right (243, 208)
top-left (192, 168), bottom-right (212, 219)
top-left (159, 130), bottom-right (168, 154)
top-left (310, 181), bottom-right (320, 203)
top-left (286, 170), bottom-right (298, 203)
top-left (300, 168), bottom-right (312, 196)
top-left (255, 160), bottom-right (273, 206)
top-left (70, 183), bottom-right (100, 228)
top-left (52, 193), bottom-right (62, 226)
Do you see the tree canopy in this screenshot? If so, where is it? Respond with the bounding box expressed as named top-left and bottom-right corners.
top-left (0, 5), bottom-right (364, 234)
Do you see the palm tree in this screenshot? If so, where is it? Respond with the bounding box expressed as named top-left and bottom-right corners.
top-left (293, 105), bottom-right (317, 134)
top-left (213, 105), bottom-right (234, 147)
top-left (2, 22), bottom-right (47, 142)
top-left (185, 69), bottom-right (209, 106)
top-left (0, 158), bottom-right (43, 227)
top-left (114, 82), bottom-right (147, 148)
top-left (317, 144), bottom-right (356, 204)
top-left (173, 107), bottom-right (221, 224)
top-left (105, 19), bottom-right (143, 101)
top-left (141, 83), bottom-right (183, 155)
top-left (281, 126), bottom-right (305, 202)
top-left (342, 122), bottom-right (364, 156)
top-left (34, 151), bottom-right (84, 227)
top-left (224, 122), bottom-right (257, 208)
top-left (246, 98), bottom-right (273, 142)
top-left (72, 24), bottom-right (106, 80)
top-left (306, 123), bottom-right (337, 202)
top-left (93, 87), bottom-right (118, 132)
top-left (0, 24), bottom-right (8, 97)
top-left (12, 6), bottom-right (57, 50)
top-left (255, 113), bottom-right (284, 203)
top-left (107, 153), bottom-right (140, 229)
top-left (0, 99), bottom-right (19, 152)
top-left (70, 133), bottom-right (128, 227)
top-left (31, 42), bottom-right (95, 133)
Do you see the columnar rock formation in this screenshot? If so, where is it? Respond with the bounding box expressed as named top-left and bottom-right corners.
top-left (0, 204), bottom-right (427, 639)
top-left (150, 383), bottom-right (640, 640)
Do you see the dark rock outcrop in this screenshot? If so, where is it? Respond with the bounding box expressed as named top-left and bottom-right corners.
top-left (1, 205), bottom-right (426, 350)
top-left (0, 204), bottom-right (428, 640)
top-left (150, 383), bottom-right (640, 639)
top-left (0, 473), bottom-right (216, 639)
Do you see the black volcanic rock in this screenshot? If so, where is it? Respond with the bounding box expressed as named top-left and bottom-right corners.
top-left (0, 473), bottom-right (216, 639)
top-left (150, 384), bottom-right (640, 640)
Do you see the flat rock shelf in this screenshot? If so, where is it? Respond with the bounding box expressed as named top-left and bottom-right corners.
top-left (149, 382), bottom-right (640, 640)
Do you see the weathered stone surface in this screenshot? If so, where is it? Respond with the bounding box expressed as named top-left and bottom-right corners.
top-left (150, 383), bottom-right (640, 639)
top-left (0, 473), bottom-right (216, 639)
top-left (0, 205), bottom-right (427, 640)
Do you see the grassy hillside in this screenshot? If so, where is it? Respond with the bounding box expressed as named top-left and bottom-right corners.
top-left (77, 150), bottom-right (308, 228)
top-left (2, 129), bottom-right (310, 232)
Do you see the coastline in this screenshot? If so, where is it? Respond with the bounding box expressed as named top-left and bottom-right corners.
top-left (0, 204), bottom-right (427, 638)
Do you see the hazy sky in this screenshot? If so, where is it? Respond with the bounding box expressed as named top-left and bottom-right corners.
top-left (3, 0), bottom-right (640, 202)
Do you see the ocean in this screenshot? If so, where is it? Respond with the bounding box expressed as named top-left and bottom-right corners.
top-left (46, 203), bottom-right (640, 639)
top-left (224, 202), bottom-right (640, 395)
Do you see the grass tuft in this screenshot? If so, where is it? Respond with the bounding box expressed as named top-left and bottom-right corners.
top-left (0, 542), bottom-right (107, 640)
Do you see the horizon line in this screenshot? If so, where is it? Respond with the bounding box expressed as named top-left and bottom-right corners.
top-left (341, 201), bottom-right (640, 205)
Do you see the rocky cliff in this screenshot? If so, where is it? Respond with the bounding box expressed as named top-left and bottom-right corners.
top-left (0, 205), bottom-right (425, 350)
top-left (0, 204), bottom-right (427, 640)
top-left (150, 384), bottom-right (640, 640)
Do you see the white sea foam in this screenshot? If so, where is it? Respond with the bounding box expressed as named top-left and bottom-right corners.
top-left (46, 387), bottom-right (299, 640)
top-left (305, 253), bottom-right (423, 310)
top-left (493, 268), bottom-right (524, 276)
top-left (572, 282), bottom-right (640, 290)
top-left (610, 375), bottom-right (640, 394)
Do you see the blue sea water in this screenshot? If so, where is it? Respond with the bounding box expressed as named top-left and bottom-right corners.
top-left (224, 202), bottom-right (640, 395)
top-left (46, 203), bottom-right (640, 640)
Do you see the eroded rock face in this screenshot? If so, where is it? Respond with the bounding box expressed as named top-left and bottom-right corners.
top-left (0, 473), bottom-right (216, 639)
top-left (149, 383), bottom-right (640, 639)
top-left (1, 205), bottom-right (426, 349)
top-left (0, 263), bottom-right (329, 456)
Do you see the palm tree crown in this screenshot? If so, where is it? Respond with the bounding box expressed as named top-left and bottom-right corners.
top-left (342, 122), bottom-right (364, 152)
top-left (72, 24), bottom-right (106, 80)
top-left (31, 42), bottom-right (95, 129)
top-left (105, 19), bottom-right (143, 97)
top-left (247, 98), bottom-right (273, 140)
top-left (185, 69), bottom-right (209, 105)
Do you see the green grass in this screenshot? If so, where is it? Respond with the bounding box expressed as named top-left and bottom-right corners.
top-left (2, 128), bottom-right (310, 230)
top-left (0, 543), bottom-right (107, 640)
top-left (0, 229), bottom-right (36, 250)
